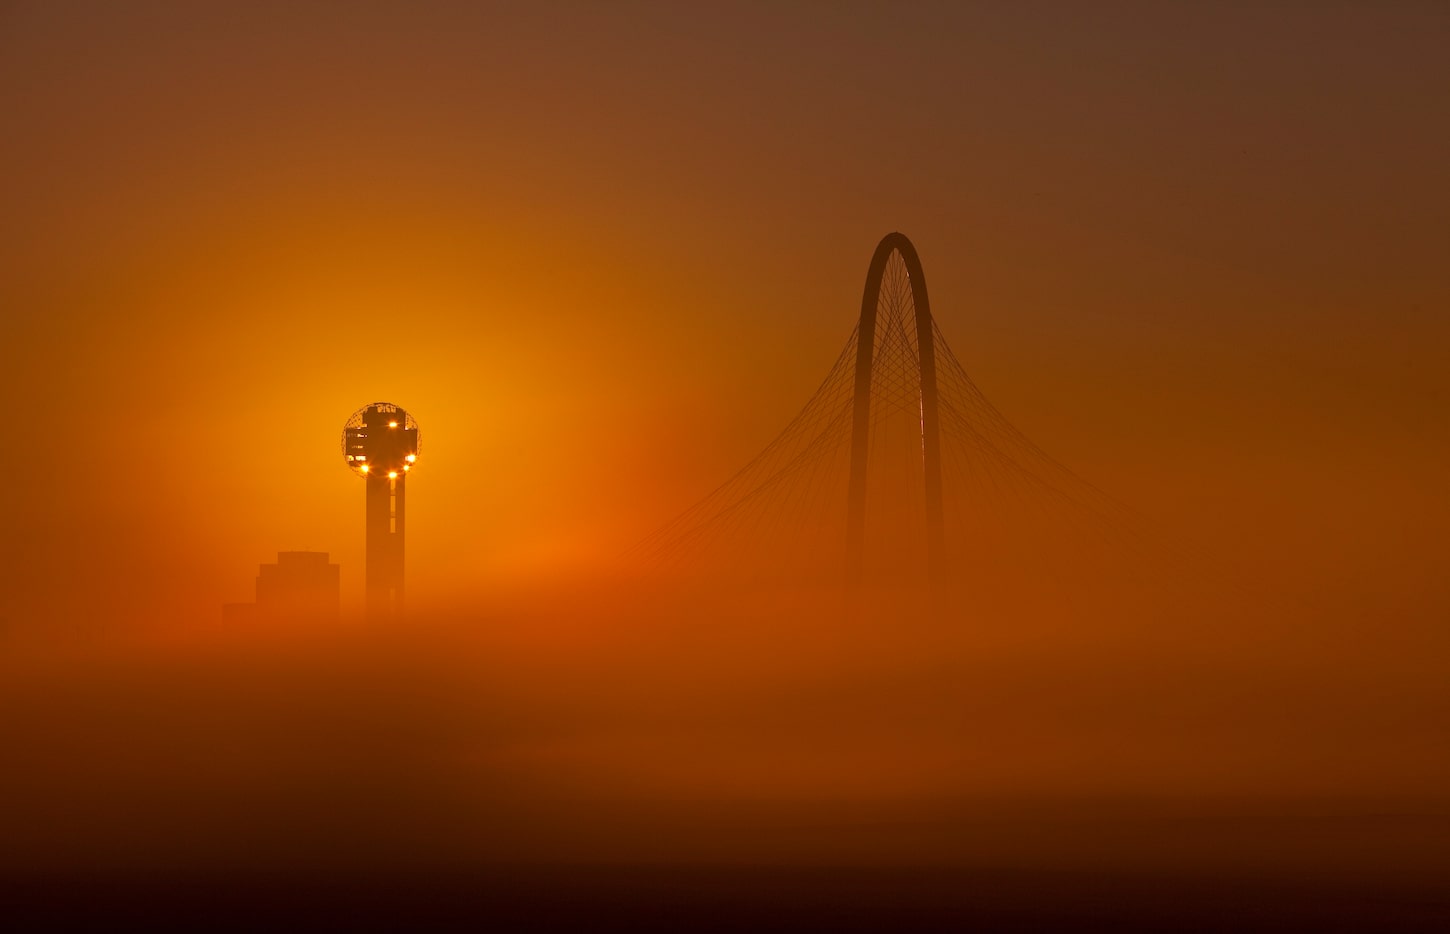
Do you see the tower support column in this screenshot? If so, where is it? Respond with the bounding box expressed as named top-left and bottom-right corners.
top-left (365, 472), bottom-right (405, 620)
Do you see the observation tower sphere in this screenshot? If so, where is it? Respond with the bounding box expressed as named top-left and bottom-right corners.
top-left (341, 402), bottom-right (420, 620)
top-left (342, 402), bottom-right (421, 478)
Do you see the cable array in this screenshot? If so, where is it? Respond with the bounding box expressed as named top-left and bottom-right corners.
top-left (637, 247), bottom-right (1162, 591)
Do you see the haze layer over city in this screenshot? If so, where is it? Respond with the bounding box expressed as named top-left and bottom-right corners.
top-left (3, 2), bottom-right (1448, 929)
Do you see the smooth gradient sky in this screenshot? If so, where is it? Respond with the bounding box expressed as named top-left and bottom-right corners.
top-left (1, 1), bottom-right (1448, 875)
top-left (4, 1), bottom-right (1447, 618)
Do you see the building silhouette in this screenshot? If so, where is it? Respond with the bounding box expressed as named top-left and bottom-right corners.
top-left (341, 402), bottom-right (420, 621)
top-left (223, 551), bottom-right (340, 624)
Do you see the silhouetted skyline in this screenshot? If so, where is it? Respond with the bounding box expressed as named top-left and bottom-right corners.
top-left (3, 3), bottom-right (1448, 929)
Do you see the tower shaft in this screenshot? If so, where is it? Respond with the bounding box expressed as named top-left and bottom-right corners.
top-left (365, 472), bottom-right (405, 620)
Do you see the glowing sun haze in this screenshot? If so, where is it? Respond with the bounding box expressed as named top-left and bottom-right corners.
top-left (4, 2), bottom-right (1445, 625)
top-left (1, 0), bottom-right (1448, 891)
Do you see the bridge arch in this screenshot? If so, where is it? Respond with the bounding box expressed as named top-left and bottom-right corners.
top-left (845, 232), bottom-right (946, 584)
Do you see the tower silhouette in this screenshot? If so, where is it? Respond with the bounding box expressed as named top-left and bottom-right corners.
top-left (342, 402), bottom-right (420, 620)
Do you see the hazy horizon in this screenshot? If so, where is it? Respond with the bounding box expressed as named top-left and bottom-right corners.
top-left (3, 2), bottom-right (1448, 928)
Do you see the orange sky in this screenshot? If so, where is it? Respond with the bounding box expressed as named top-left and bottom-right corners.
top-left (1, 1), bottom-right (1448, 875)
top-left (5, 2), bottom-right (1445, 619)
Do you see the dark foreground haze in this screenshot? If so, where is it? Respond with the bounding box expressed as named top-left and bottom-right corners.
top-left (4, 582), bottom-right (1449, 929)
top-left (4, 1), bottom-right (1450, 930)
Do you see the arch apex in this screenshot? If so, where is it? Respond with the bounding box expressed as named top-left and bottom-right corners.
top-left (845, 233), bottom-right (946, 586)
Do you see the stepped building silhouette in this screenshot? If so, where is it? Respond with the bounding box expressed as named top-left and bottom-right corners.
top-left (223, 551), bottom-right (340, 624)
